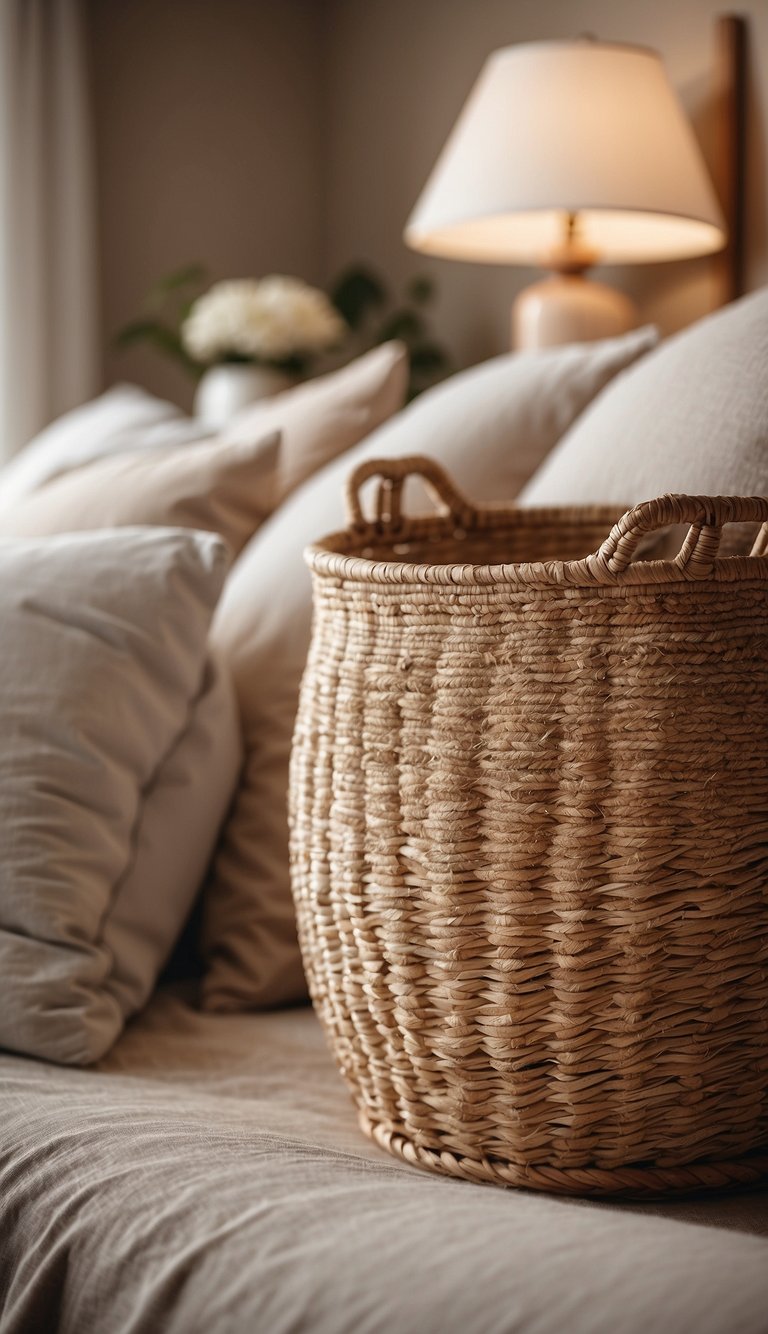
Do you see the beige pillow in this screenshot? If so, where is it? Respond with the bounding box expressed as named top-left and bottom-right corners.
top-left (0, 431), bottom-right (280, 556)
top-left (520, 288), bottom-right (768, 507)
top-left (202, 327), bottom-right (659, 1010)
top-left (223, 341), bottom-right (409, 498)
top-left (0, 527), bottom-right (229, 1064)
top-left (106, 651), bottom-right (241, 1016)
top-left (0, 383), bottom-right (211, 505)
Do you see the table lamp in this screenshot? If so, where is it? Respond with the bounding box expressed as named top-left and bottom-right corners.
top-left (405, 40), bottom-right (727, 349)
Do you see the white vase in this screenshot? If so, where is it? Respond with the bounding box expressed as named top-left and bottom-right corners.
top-left (194, 364), bottom-right (293, 427)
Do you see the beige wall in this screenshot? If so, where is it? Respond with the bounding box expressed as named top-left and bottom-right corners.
top-left (86, 0), bottom-right (325, 407)
top-left (87, 0), bottom-right (768, 401)
top-left (323, 0), bottom-right (768, 368)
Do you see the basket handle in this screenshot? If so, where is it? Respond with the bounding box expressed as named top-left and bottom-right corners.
top-left (344, 455), bottom-right (479, 532)
top-left (593, 494), bottom-right (768, 577)
top-left (751, 521), bottom-right (768, 557)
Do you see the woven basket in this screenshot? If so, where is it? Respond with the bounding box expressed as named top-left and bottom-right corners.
top-left (290, 455), bottom-right (768, 1198)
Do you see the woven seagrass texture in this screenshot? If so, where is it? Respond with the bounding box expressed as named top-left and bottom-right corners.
top-left (289, 456), bottom-right (768, 1197)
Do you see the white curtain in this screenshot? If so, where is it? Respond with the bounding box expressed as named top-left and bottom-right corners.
top-left (0, 0), bottom-right (98, 462)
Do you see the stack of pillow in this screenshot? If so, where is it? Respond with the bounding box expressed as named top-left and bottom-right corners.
top-left (2, 287), bottom-right (766, 1066)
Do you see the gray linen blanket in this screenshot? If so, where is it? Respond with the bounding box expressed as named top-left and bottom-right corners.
top-left (1, 989), bottom-right (767, 1334)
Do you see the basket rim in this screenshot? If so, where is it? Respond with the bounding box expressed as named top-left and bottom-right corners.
top-left (305, 502), bottom-right (768, 590)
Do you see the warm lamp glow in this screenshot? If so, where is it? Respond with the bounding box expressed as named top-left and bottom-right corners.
top-left (405, 41), bottom-right (727, 267)
top-left (411, 210), bottom-right (725, 266)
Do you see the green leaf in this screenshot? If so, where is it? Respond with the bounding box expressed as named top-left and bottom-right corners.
top-left (114, 318), bottom-right (158, 347)
top-left (405, 274), bottom-right (435, 305)
top-left (377, 308), bottom-right (426, 344)
top-left (409, 342), bottom-right (451, 375)
top-left (269, 353), bottom-right (308, 376)
top-left (330, 265), bottom-right (388, 330)
top-left (113, 319), bottom-right (200, 377)
top-left (147, 263), bottom-right (207, 302)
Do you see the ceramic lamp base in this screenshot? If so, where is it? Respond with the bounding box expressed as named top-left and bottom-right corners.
top-left (512, 272), bottom-right (638, 350)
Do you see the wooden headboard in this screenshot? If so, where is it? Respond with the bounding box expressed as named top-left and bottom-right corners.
top-left (714, 14), bottom-right (748, 302)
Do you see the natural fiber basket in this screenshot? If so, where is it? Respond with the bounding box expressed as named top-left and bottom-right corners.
top-left (289, 455), bottom-right (768, 1198)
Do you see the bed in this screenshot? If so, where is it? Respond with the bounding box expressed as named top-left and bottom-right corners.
top-left (2, 988), bottom-right (768, 1334)
top-left (2, 228), bottom-right (768, 1332)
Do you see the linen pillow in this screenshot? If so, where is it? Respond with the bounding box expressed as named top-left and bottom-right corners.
top-left (0, 384), bottom-right (211, 504)
top-left (519, 288), bottom-right (768, 507)
top-left (105, 650), bottom-right (240, 1016)
top-left (202, 326), bottom-right (659, 1011)
top-left (0, 430), bottom-right (281, 557)
top-left (0, 527), bottom-right (229, 1065)
top-left (222, 341), bottom-right (409, 499)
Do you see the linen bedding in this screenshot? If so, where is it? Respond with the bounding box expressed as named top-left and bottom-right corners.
top-left (2, 306), bottom-right (767, 1333)
top-left (1, 989), bottom-right (767, 1334)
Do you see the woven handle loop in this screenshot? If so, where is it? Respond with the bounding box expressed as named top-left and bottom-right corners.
top-left (345, 456), bottom-right (478, 532)
top-left (751, 521), bottom-right (768, 557)
top-left (595, 494), bottom-right (768, 577)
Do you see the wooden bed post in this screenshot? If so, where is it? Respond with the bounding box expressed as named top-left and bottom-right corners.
top-left (714, 14), bottom-right (748, 302)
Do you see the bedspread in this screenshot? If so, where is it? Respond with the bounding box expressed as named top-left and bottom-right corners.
top-left (1, 989), bottom-right (767, 1334)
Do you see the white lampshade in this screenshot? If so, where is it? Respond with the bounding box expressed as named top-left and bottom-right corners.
top-left (405, 40), bottom-right (726, 265)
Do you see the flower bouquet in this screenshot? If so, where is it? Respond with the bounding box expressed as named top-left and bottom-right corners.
top-left (183, 276), bottom-right (346, 422)
top-left (117, 262), bottom-right (450, 419)
top-left (181, 275), bottom-right (346, 376)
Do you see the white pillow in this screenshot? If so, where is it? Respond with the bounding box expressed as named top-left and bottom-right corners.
top-left (201, 326), bottom-right (659, 1011)
top-left (0, 527), bottom-right (229, 1064)
top-left (0, 384), bottom-right (211, 505)
top-left (520, 288), bottom-right (768, 506)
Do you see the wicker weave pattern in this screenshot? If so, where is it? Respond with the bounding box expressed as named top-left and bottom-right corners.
top-left (290, 457), bottom-right (768, 1197)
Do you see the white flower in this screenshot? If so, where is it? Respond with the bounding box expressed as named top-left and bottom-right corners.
top-left (181, 276), bottom-right (346, 366)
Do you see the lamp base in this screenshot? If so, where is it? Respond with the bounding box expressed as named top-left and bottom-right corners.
top-left (512, 272), bottom-right (638, 351)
